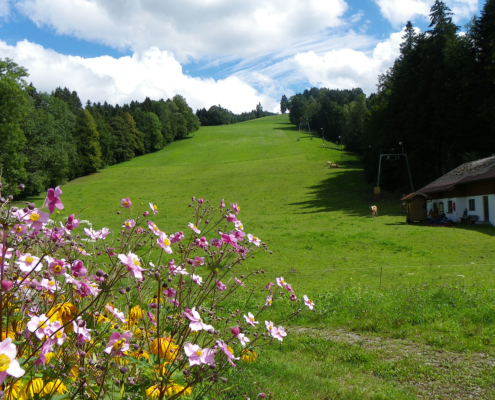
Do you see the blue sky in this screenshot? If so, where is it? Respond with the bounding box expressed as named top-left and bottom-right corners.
top-left (0, 0), bottom-right (483, 113)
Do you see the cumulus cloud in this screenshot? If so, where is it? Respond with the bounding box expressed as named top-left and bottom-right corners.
top-left (374, 0), bottom-right (479, 27)
top-left (240, 29), bottom-right (406, 96)
top-left (0, 40), bottom-right (276, 113)
top-left (14, 0), bottom-right (348, 61)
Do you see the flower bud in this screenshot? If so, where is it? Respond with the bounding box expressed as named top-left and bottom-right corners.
top-left (120, 366), bottom-right (128, 374)
top-left (231, 326), bottom-right (240, 336)
top-left (17, 183), bottom-right (24, 190)
top-left (1, 280), bottom-right (13, 292)
top-left (143, 211), bottom-right (149, 217)
top-left (183, 369), bottom-right (190, 377)
top-left (28, 203), bottom-right (35, 210)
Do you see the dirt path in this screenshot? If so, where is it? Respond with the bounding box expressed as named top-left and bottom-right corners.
top-left (293, 327), bottom-right (495, 399)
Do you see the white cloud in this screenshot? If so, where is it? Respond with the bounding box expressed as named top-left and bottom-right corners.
top-left (242, 30), bottom-right (405, 96)
top-left (0, 0), bottom-right (12, 18)
top-left (0, 40), bottom-right (276, 113)
top-left (14, 0), bottom-right (349, 61)
top-left (374, 0), bottom-right (479, 27)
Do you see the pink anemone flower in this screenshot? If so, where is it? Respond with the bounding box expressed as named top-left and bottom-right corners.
top-left (45, 321), bottom-right (67, 346)
top-left (191, 274), bottom-right (203, 286)
top-left (72, 317), bottom-right (91, 343)
top-left (118, 252), bottom-right (145, 281)
top-left (215, 279), bottom-right (227, 291)
top-left (123, 219), bottom-right (136, 231)
top-left (148, 221), bottom-right (162, 236)
top-left (231, 203), bottom-right (240, 215)
top-left (276, 277), bottom-right (287, 288)
top-left (104, 331), bottom-right (132, 355)
top-left (149, 202), bottom-right (159, 215)
top-left (235, 277), bottom-right (245, 287)
top-left (247, 234), bottom-right (261, 247)
top-left (106, 304), bottom-right (126, 323)
top-left (184, 342), bottom-right (215, 366)
top-left (16, 253), bottom-right (42, 273)
top-left (303, 295), bottom-right (315, 310)
top-left (121, 198), bottom-right (132, 208)
top-left (147, 311), bottom-right (157, 326)
top-left (216, 340), bottom-right (239, 367)
top-left (226, 213), bottom-right (237, 222)
top-left (157, 232), bottom-right (172, 254)
top-left (45, 186), bottom-right (64, 214)
top-left (237, 333), bottom-right (250, 347)
top-left (265, 321), bottom-right (287, 342)
top-left (244, 312), bottom-right (258, 327)
top-left (183, 308), bottom-right (214, 331)
top-left (27, 314), bottom-right (50, 340)
top-left (188, 222), bottom-right (201, 234)
top-left (23, 209), bottom-right (49, 231)
top-left (11, 224), bottom-right (27, 237)
top-left (193, 256), bottom-right (204, 266)
top-left (0, 338), bottom-right (25, 384)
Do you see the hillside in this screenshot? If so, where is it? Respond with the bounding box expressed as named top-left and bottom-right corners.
top-left (38, 114), bottom-right (495, 293)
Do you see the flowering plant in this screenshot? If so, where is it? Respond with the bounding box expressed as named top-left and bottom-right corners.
top-left (0, 186), bottom-right (314, 399)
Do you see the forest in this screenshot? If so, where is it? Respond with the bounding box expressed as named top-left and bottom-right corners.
top-left (286, 0), bottom-right (495, 192)
top-left (195, 102), bottom-right (274, 126)
top-left (0, 60), bottom-right (203, 196)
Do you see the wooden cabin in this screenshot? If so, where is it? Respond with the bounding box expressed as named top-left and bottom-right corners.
top-left (401, 192), bottom-right (429, 223)
top-left (418, 156), bottom-right (495, 225)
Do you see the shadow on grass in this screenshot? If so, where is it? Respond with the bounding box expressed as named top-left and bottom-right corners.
top-left (288, 169), bottom-right (374, 216)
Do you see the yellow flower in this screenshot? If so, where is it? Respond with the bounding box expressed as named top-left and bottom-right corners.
top-left (71, 365), bottom-right (79, 381)
top-left (146, 384), bottom-right (172, 399)
top-left (96, 314), bottom-right (111, 324)
top-left (146, 383), bottom-right (191, 398)
top-left (155, 361), bottom-right (169, 375)
top-left (241, 349), bottom-right (257, 363)
top-left (47, 302), bottom-right (78, 325)
top-left (43, 380), bottom-right (68, 396)
top-left (45, 352), bottom-right (56, 364)
top-left (130, 349), bottom-right (150, 362)
top-left (133, 327), bottom-right (142, 337)
top-left (4, 380), bottom-right (22, 400)
top-left (150, 337), bottom-right (179, 362)
top-left (115, 354), bottom-right (129, 366)
top-left (1, 331), bottom-right (16, 340)
top-left (129, 306), bottom-right (144, 320)
top-left (19, 378), bottom-right (45, 399)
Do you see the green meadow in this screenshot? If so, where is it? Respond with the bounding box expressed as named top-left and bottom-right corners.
top-left (33, 115), bottom-right (495, 398)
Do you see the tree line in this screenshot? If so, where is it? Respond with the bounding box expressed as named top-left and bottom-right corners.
top-left (195, 102), bottom-right (274, 126)
top-left (0, 58), bottom-right (202, 196)
top-left (286, 0), bottom-right (495, 192)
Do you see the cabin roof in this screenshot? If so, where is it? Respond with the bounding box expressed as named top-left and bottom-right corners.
top-left (400, 192), bottom-right (430, 201)
top-left (420, 156), bottom-right (495, 194)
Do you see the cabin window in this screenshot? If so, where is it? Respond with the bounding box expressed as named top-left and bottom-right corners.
top-left (447, 201), bottom-right (453, 213)
top-left (469, 199), bottom-right (475, 211)
top-left (438, 202), bottom-right (444, 213)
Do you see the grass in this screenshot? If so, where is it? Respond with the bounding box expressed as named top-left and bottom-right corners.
top-left (34, 115), bottom-right (495, 293)
top-left (28, 114), bottom-right (495, 398)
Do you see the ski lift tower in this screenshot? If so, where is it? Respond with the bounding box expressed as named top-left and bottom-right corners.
top-left (376, 141), bottom-right (414, 195)
top-left (297, 118), bottom-right (311, 141)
